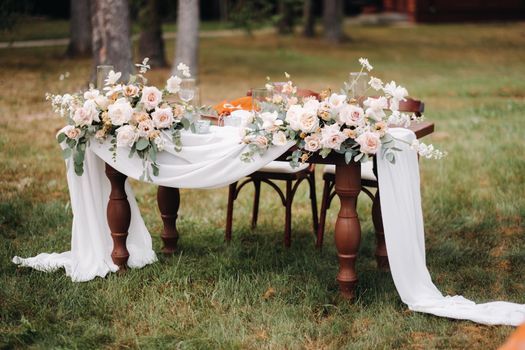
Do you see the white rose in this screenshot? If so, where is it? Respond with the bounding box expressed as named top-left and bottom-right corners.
top-left (260, 111), bottom-right (282, 131)
top-left (83, 99), bottom-right (100, 122)
top-left (83, 88), bottom-right (100, 100)
top-left (298, 108), bottom-right (319, 133)
top-left (272, 131), bottom-right (288, 146)
top-left (123, 85), bottom-right (140, 98)
top-left (356, 131), bottom-right (381, 154)
top-left (320, 123), bottom-right (347, 150)
top-left (108, 98), bottom-right (133, 126)
top-left (383, 81), bottom-right (408, 112)
top-left (328, 93), bottom-right (347, 111)
top-left (116, 125), bottom-right (137, 148)
top-left (304, 134), bottom-right (321, 152)
top-left (73, 106), bottom-right (95, 126)
top-left (140, 86), bottom-right (163, 110)
top-left (151, 106), bottom-right (174, 129)
top-left (63, 125), bottom-right (81, 140)
top-left (285, 105), bottom-right (303, 131)
top-left (338, 104), bottom-right (364, 127)
top-left (137, 118), bottom-right (155, 137)
top-left (166, 76), bottom-right (182, 94)
top-left (303, 99), bottom-right (320, 112)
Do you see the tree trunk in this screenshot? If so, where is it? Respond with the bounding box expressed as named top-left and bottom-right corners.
top-left (303, 0), bottom-right (315, 37)
top-left (219, 0), bottom-right (229, 22)
top-left (67, 0), bottom-right (91, 57)
top-left (90, 0), bottom-right (133, 82)
top-left (138, 0), bottom-right (167, 68)
top-left (277, 0), bottom-right (294, 35)
top-left (173, 0), bottom-right (200, 78)
top-left (323, 0), bottom-right (344, 43)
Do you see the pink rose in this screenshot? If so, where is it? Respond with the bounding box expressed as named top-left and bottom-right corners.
top-left (140, 86), bottom-right (163, 110)
top-left (356, 131), bottom-right (381, 154)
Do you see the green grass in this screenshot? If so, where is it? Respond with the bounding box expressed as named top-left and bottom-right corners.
top-left (1, 22), bottom-right (525, 349)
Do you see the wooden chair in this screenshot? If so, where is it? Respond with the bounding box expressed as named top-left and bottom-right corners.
top-left (225, 88), bottom-right (320, 247)
top-left (317, 98), bottom-right (425, 269)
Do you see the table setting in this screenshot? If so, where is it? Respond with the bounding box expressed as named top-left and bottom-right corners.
top-left (12, 57), bottom-right (525, 327)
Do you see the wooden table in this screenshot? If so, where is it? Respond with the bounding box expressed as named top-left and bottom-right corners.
top-left (105, 121), bottom-right (434, 298)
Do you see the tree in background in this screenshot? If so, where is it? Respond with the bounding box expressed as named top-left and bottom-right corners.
top-left (323, 0), bottom-right (344, 43)
top-left (173, 0), bottom-right (199, 77)
top-left (91, 0), bottom-right (133, 80)
top-left (302, 0), bottom-right (315, 37)
top-left (137, 0), bottom-right (167, 68)
top-left (67, 0), bottom-right (91, 57)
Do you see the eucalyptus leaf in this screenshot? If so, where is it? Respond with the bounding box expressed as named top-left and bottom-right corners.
top-left (136, 138), bottom-right (149, 151)
top-left (62, 148), bottom-right (72, 159)
top-left (57, 133), bottom-right (66, 143)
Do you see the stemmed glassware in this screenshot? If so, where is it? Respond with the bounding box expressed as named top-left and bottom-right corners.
top-left (251, 88), bottom-right (269, 113)
top-left (179, 78), bottom-right (196, 103)
top-left (348, 72), bottom-right (368, 104)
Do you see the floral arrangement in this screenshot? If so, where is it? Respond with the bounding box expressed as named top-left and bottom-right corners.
top-left (48, 59), bottom-right (206, 181)
top-left (241, 58), bottom-right (445, 166)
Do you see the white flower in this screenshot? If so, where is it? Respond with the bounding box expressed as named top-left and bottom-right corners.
top-left (177, 62), bottom-right (191, 77)
top-left (95, 95), bottom-right (110, 110)
top-left (298, 108), bottom-right (319, 133)
top-left (338, 104), bottom-right (364, 127)
top-left (368, 77), bottom-right (383, 91)
top-left (140, 86), bottom-right (163, 110)
top-left (285, 104), bottom-right (303, 131)
top-left (281, 81), bottom-right (296, 95)
top-left (304, 134), bottom-right (321, 152)
top-left (260, 111), bottom-right (283, 131)
top-left (286, 96), bottom-right (298, 108)
top-left (116, 125), bottom-right (137, 147)
top-left (271, 94), bottom-right (283, 104)
top-left (254, 135), bottom-right (268, 148)
top-left (123, 85), bottom-right (140, 98)
top-left (166, 76), bottom-right (182, 94)
top-left (135, 57), bottom-right (151, 74)
top-left (356, 131), bottom-right (381, 154)
top-left (83, 88), bottom-right (100, 100)
top-left (108, 98), bottom-right (133, 126)
top-left (359, 57), bottom-right (373, 71)
top-left (137, 118), bottom-right (155, 137)
top-left (320, 123), bottom-right (347, 150)
top-left (105, 70), bottom-right (121, 86)
top-left (83, 99), bottom-right (100, 122)
top-left (73, 105), bottom-right (97, 126)
top-left (363, 96), bottom-right (388, 121)
top-left (327, 93), bottom-right (347, 111)
top-left (63, 125), bottom-right (81, 140)
top-left (383, 81), bottom-right (408, 111)
top-left (272, 131), bottom-right (288, 146)
top-left (154, 135), bottom-right (165, 151)
top-left (387, 110), bottom-right (411, 127)
top-left (265, 83), bottom-right (274, 91)
top-left (303, 98), bottom-right (320, 112)
top-left (151, 106), bottom-right (174, 129)
top-left (104, 84), bottom-right (123, 97)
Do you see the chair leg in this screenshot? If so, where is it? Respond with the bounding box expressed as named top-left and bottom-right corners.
top-left (372, 189), bottom-right (389, 271)
top-left (308, 171), bottom-right (319, 234)
top-left (225, 182), bottom-right (237, 243)
top-left (316, 178), bottom-right (332, 248)
top-left (251, 179), bottom-right (261, 229)
top-left (284, 180), bottom-right (293, 248)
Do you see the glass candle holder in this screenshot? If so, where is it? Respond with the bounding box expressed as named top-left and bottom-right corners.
top-left (348, 72), bottom-right (368, 100)
top-left (251, 88), bottom-right (269, 112)
top-left (96, 65), bottom-right (114, 90)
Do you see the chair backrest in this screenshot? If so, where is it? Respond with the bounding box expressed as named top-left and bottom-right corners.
top-left (398, 98), bottom-right (425, 117)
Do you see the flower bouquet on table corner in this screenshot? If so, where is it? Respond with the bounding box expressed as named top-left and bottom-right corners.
top-left (240, 58), bottom-right (446, 167)
top-left (48, 59), bottom-right (213, 181)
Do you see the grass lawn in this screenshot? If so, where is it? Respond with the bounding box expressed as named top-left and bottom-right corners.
top-left (1, 22), bottom-right (525, 349)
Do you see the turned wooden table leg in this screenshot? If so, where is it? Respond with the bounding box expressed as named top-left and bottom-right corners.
top-left (105, 163), bottom-right (131, 271)
top-left (157, 186), bottom-right (180, 255)
top-left (334, 163), bottom-right (362, 299)
top-left (372, 158), bottom-right (389, 271)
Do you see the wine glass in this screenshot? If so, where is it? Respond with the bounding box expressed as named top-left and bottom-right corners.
top-left (96, 65), bottom-right (114, 90)
top-left (179, 78), bottom-right (196, 103)
top-left (251, 88), bottom-right (269, 113)
top-left (349, 72), bottom-right (368, 102)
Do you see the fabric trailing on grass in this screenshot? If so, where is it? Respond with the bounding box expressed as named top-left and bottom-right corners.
top-left (12, 126), bottom-right (525, 326)
top-left (378, 128), bottom-right (525, 327)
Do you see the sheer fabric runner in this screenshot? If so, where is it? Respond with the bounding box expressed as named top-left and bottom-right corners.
top-left (377, 128), bottom-right (525, 326)
top-left (13, 126), bottom-right (525, 326)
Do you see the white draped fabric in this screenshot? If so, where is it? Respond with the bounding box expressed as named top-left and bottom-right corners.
top-left (13, 126), bottom-right (525, 326)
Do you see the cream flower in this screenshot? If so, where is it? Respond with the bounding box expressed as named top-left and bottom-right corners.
top-left (356, 131), bottom-right (381, 154)
top-left (177, 63), bottom-right (191, 77)
top-left (338, 104), bottom-right (364, 127)
top-left (272, 131), bottom-right (288, 146)
top-left (151, 106), bottom-right (174, 129)
top-left (166, 76), bottom-right (182, 94)
top-left (63, 125), bottom-right (81, 140)
top-left (285, 104), bottom-right (303, 131)
top-left (298, 108), bottom-right (319, 133)
top-left (83, 99), bottom-right (100, 122)
top-left (83, 88), bottom-right (100, 100)
top-left (108, 98), bottom-right (133, 126)
top-left (303, 98), bottom-right (320, 112)
top-left (254, 135), bottom-right (268, 148)
top-left (140, 86), bottom-right (163, 110)
top-left (105, 70), bottom-right (121, 85)
top-left (95, 95), bottom-right (110, 110)
top-left (116, 125), bottom-right (137, 147)
top-left (123, 85), bottom-right (139, 98)
top-left (73, 105), bottom-right (96, 126)
top-left (363, 96), bottom-right (388, 121)
top-left (137, 118), bottom-right (155, 137)
top-left (260, 111), bottom-right (283, 131)
top-left (368, 77), bottom-right (383, 91)
top-left (304, 134), bottom-right (321, 152)
top-left (320, 123), bottom-right (347, 150)
top-left (383, 81), bottom-right (408, 111)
